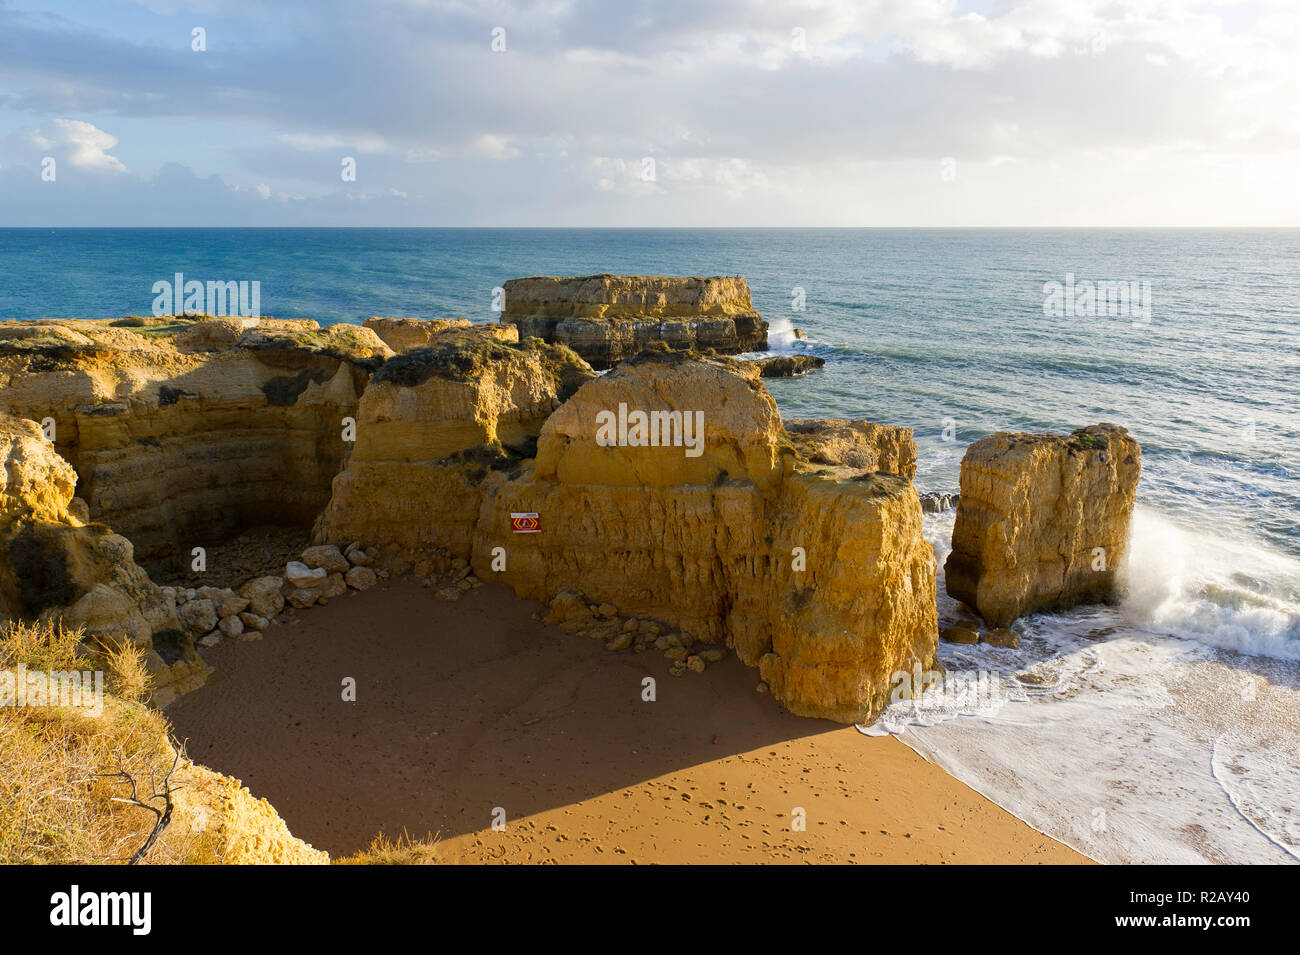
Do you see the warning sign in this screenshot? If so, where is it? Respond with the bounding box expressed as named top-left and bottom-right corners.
top-left (510, 512), bottom-right (540, 533)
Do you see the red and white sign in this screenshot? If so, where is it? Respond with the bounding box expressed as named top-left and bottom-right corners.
top-left (510, 512), bottom-right (540, 533)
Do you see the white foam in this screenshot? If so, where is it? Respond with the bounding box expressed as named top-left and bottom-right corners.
top-left (1119, 508), bottom-right (1300, 660)
top-left (862, 506), bottom-right (1300, 863)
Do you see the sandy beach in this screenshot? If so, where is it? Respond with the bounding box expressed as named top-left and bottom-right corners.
top-left (167, 578), bottom-right (1086, 864)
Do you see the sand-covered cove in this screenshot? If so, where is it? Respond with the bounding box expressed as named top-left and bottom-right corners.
top-left (167, 578), bottom-right (1086, 864)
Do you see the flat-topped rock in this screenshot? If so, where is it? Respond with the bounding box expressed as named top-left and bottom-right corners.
top-left (785, 418), bottom-right (917, 480)
top-left (501, 274), bottom-right (768, 368)
top-left (944, 424), bottom-right (1141, 626)
top-left (751, 354), bottom-right (825, 378)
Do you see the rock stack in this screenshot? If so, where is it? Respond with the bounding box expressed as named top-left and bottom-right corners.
top-left (944, 424), bottom-right (1141, 627)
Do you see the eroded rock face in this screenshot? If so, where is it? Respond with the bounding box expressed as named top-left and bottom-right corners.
top-left (313, 338), bottom-right (597, 554)
top-left (785, 418), bottom-right (917, 480)
top-left (501, 274), bottom-right (768, 369)
top-left (0, 318), bottom-right (379, 568)
top-left (944, 424), bottom-right (1141, 627)
top-left (469, 354), bottom-right (937, 723)
top-left (0, 414), bottom-right (204, 702)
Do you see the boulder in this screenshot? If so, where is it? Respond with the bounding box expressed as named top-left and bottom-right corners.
top-left (179, 598), bottom-right (219, 635)
top-left (940, 625), bottom-right (980, 645)
top-left (285, 561), bottom-right (327, 586)
top-left (751, 355), bottom-right (825, 378)
top-left (944, 424), bottom-right (1141, 627)
top-left (217, 614), bottom-right (245, 637)
top-left (301, 544), bottom-right (349, 574)
top-left (344, 565), bottom-right (377, 591)
top-left (344, 542), bottom-right (373, 566)
top-left (984, 627), bottom-right (1021, 649)
top-left (215, 591), bottom-right (249, 618)
top-left (240, 576), bottom-right (286, 618)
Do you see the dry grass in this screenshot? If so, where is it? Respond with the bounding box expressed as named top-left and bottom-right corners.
top-left (0, 619), bottom-right (216, 864)
top-left (336, 830), bottom-right (442, 865)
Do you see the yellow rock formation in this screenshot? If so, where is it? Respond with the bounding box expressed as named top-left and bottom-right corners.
top-left (502, 274), bottom-right (768, 368)
top-left (944, 424), bottom-right (1141, 626)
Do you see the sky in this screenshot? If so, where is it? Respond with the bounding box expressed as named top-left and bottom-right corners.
top-left (0, 0), bottom-right (1297, 226)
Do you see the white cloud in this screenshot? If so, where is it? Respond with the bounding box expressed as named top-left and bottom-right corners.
top-left (27, 119), bottom-right (127, 172)
top-left (472, 134), bottom-right (521, 160)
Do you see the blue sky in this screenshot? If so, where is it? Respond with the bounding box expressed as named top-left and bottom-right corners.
top-left (1, 0), bottom-right (1296, 226)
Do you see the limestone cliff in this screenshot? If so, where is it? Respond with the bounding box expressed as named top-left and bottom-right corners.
top-left (470, 354), bottom-right (937, 722)
top-left (0, 317), bottom-right (377, 568)
top-left (501, 274), bottom-right (768, 368)
top-left (944, 424), bottom-right (1141, 626)
top-left (0, 415), bottom-right (206, 703)
top-left (313, 338), bottom-right (597, 554)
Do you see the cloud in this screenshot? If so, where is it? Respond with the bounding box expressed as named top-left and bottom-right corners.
top-left (25, 119), bottom-right (127, 172)
top-left (0, 0), bottom-right (1297, 224)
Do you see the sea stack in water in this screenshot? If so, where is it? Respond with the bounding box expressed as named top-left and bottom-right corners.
top-left (500, 274), bottom-right (768, 369)
top-left (944, 424), bottom-right (1141, 627)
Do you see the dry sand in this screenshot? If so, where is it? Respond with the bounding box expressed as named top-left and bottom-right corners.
top-left (167, 578), bottom-right (1087, 864)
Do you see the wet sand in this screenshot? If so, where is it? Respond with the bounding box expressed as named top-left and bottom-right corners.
top-left (167, 578), bottom-right (1087, 864)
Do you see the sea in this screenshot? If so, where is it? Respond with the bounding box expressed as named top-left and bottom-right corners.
top-left (1, 227), bottom-right (1297, 863)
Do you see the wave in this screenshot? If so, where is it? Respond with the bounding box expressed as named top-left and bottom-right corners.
top-left (1119, 508), bottom-right (1300, 661)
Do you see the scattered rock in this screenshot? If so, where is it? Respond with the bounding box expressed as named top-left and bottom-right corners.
top-left (239, 611), bottom-right (270, 630)
top-left (919, 492), bottom-right (955, 513)
top-left (345, 565), bottom-right (377, 591)
top-left (217, 614), bottom-right (244, 637)
top-left (301, 544), bottom-right (349, 574)
top-left (344, 542), bottom-right (373, 566)
top-left (686, 655), bottom-right (706, 673)
top-left (752, 354), bottom-right (826, 378)
top-left (215, 592), bottom-right (249, 618)
top-left (606, 632), bottom-right (634, 651)
top-left (698, 647), bottom-right (727, 663)
top-left (940, 625), bottom-right (981, 645)
top-left (545, 590), bottom-right (591, 625)
top-left (984, 627), bottom-right (1022, 649)
top-left (179, 599), bottom-right (218, 635)
top-left (285, 587), bottom-right (319, 610)
top-left (285, 561), bottom-right (326, 587)
top-left (240, 576), bottom-right (286, 618)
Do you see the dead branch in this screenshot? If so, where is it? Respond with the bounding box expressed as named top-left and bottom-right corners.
top-left (98, 737), bottom-right (187, 864)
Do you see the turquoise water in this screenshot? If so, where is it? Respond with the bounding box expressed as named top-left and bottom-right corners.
top-left (2, 227), bottom-right (1297, 654)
